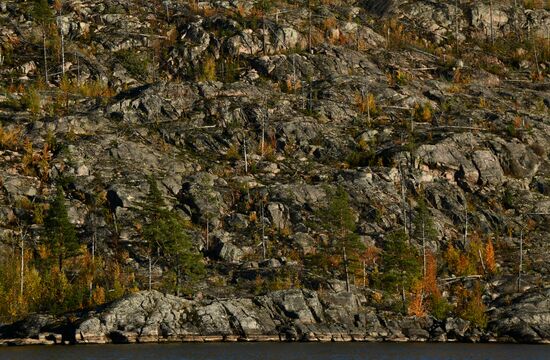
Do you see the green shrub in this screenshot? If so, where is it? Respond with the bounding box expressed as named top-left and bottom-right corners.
top-left (115, 49), bottom-right (151, 80)
top-left (21, 87), bottom-right (41, 116)
top-left (430, 294), bottom-right (453, 320)
top-left (457, 284), bottom-right (488, 329)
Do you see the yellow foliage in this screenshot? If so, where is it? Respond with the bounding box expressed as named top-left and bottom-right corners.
top-left (91, 286), bottom-right (106, 306)
top-left (413, 103), bottom-right (433, 123)
top-left (456, 283), bottom-right (488, 329)
top-left (355, 92), bottom-right (378, 116)
top-left (199, 57), bottom-right (217, 81)
top-left (0, 125), bottom-right (23, 150)
top-left (78, 79), bottom-right (114, 98)
top-left (408, 280), bottom-right (426, 317)
top-left (225, 143), bottom-right (240, 161)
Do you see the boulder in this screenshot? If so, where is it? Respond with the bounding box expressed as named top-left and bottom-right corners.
top-left (490, 287), bottom-right (550, 343)
top-left (267, 202), bottom-right (289, 230)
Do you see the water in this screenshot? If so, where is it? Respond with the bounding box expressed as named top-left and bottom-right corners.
top-left (0, 342), bottom-right (547, 360)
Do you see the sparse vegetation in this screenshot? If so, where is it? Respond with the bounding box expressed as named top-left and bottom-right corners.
top-left (0, 0), bottom-right (547, 343)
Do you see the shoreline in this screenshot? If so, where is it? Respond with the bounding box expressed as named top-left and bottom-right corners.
top-left (2, 333), bottom-right (548, 346)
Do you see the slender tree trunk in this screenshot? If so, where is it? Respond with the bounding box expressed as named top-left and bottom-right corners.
top-left (343, 246), bottom-right (350, 292)
top-left (399, 162), bottom-right (409, 241)
top-left (243, 138), bottom-right (248, 174)
top-left (262, 15), bottom-right (267, 54)
top-left (148, 252), bottom-right (152, 291)
top-left (58, 14), bottom-right (65, 77)
top-left (455, 0), bottom-right (459, 55)
top-left (43, 32), bottom-right (48, 83)
top-left (76, 52), bottom-right (80, 85)
top-left (478, 248), bottom-right (486, 274)
top-left (113, 211), bottom-right (120, 235)
top-left (308, 0), bottom-right (312, 53)
top-left (356, 26), bottom-right (360, 51)
top-left (513, 0), bottom-right (518, 38)
top-left (401, 286), bottom-right (406, 313)
top-left (61, 28), bottom-right (65, 77)
top-left (20, 235), bottom-right (24, 299)
top-left (261, 96), bottom-right (268, 159)
top-left (367, 91), bottom-right (371, 124)
top-left (517, 229), bottom-right (523, 291)
top-left (533, 39), bottom-right (540, 76)
top-left (92, 230), bottom-right (96, 262)
top-left (90, 220), bottom-right (96, 300)
top-left (422, 220), bottom-right (426, 277)
top-left (363, 260), bottom-right (366, 288)
top-left (489, 0), bottom-right (494, 46)
top-left (176, 260), bottom-right (181, 297)
top-left (463, 204), bottom-right (468, 248)
top-left (261, 201), bottom-right (266, 259)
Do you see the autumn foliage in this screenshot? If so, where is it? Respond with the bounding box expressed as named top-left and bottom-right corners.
top-left (485, 238), bottom-right (496, 273)
top-left (408, 280), bottom-right (426, 317)
top-left (456, 283), bottom-right (488, 329)
top-left (408, 252), bottom-right (439, 317)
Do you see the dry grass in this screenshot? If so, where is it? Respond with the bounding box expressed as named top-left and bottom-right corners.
top-left (523, 0), bottom-right (547, 9)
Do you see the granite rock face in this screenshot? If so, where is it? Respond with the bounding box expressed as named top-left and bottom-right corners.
top-left (489, 287), bottom-right (550, 343)
top-left (68, 290), bottom-right (494, 344)
top-left (1, 287), bottom-right (546, 345)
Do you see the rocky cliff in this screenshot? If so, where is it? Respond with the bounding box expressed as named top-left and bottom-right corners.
top-left (1, 287), bottom-right (549, 345)
top-left (0, 0), bottom-right (549, 345)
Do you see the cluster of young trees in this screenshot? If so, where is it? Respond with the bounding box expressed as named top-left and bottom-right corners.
top-left (305, 186), bottom-right (494, 327)
top-left (0, 187), bottom-right (104, 321)
top-left (0, 178), bottom-right (205, 322)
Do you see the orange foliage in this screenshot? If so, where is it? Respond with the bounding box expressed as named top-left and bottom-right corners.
top-left (485, 239), bottom-right (496, 273)
top-left (513, 116), bottom-right (523, 129)
top-left (423, 252), bottom-right (439, 296)
top-left (445, 243), bottom-right (475, 276)
top-left (408, 281), bottom-right (426, 317)
top-left (360, 245), bottom-right (380, 267)
top-left (457, 253), bottom-right (473, 275)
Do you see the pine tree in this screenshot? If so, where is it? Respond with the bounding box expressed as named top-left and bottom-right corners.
top-left (318, 186), bottom-right (365, 292)
top-left (140, 177), bottom-right (168, 290)
top-left (162, 214), bottom-right (205, 296)
top-left (43, 187), bottom-right (79, 271)
top-left (380, 229), bottom-right (421, 292)
top-left (140, 177), bottom-right (204, 295)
